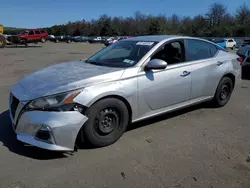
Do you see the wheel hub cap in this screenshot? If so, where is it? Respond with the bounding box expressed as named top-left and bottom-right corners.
top-left (96, 109), bottom-right (119, 134)
top-left (220, 85), bottom-right (229, 100)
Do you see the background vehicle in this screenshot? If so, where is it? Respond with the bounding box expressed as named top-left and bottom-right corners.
top-left (104, 36), bottom-right (130, 46)
top-left (88, 36), bottom-right (102, 43)
top-left (7, 29), bottom-right (48, 46)
top-left (73, 36), bottom-right (89, 43)
top-left (237, 45), bottom-right (250, 80)
top-left (50, 35), bottom-right (73, 43)
top-left (240, 39), bottom-right (250, 48)
top-left (208, 38), bottom-right (227, 49)
top-left (103, 37), bottom-right (118, 46)
top-left (9, 35), bottom-right (241, 151)
top-left (225, 38), bottom-right (237, 50)
top-left (19, 29), bottom-right (48, 43)
top-left (0, 24), bottom-right (11, 48)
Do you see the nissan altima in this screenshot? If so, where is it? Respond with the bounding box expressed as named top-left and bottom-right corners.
top-left (9, 35), bottom-right (242, 151)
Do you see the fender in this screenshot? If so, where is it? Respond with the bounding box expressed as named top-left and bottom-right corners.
top-left (73, 78), bottom-right (138, 119)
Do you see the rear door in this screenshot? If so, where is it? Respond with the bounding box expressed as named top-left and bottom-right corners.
top-left (34, 30), bottom-right (41, 41)
top-left (184, 39), bottom-right (224, 100)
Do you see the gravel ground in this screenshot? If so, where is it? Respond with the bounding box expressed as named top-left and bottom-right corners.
top-left (0, 42), bottom-right (250, 188)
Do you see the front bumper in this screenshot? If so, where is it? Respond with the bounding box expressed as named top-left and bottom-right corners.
top-left (9, 107), bottom-right (88, 151)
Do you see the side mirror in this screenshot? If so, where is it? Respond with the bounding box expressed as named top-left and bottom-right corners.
top-left (145, 59), bottom-right (167, 70)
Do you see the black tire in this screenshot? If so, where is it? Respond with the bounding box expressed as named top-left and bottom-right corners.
top-left (67, 39), bottom-right (71, 43)
top-left (231, 45), bottom-right (236, 50)
top-left (41, 37), bottom-right (46, 43)
top-left (212, 77), bottom-right (233, 107)
top-left (55, 39), bottom-right (59, 43)
top-left (79, 98), bottom-right (129, 147)
top-left (20, 39), bottom-right (28, 47)
top-left (0, 35), bottom-right (6, 48)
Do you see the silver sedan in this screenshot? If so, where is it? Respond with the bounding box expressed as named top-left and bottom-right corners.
top-left (9, 35), bottom-right (242, 151)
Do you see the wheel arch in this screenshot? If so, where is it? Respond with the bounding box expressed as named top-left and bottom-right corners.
top-left (74, 94), bottom-right (133, 150)
top-left (222, 72), bottom-right (235, 88)
top-left (85, 94), bottom-right (133, 124)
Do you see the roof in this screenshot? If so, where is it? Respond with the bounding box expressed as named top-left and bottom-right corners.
top-left (125, 35), bottom-right (182, 42)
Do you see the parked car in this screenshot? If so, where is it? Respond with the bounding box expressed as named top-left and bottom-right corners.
top-left (9, 35), bottom-right (241, 151)
top-left (207, 38), bottom-right (227, 49)
top-left (104, 37), bottom-right (129, 46)
top-left (50, 35), bottom-right (73, 43)
top-left (7, 29), bottom-right (48, 46)
top-left (88, 36), bottom-right (102, 43)
top-left (73, 36), bottom-right (89, 43)
top-left (237, 45), bottom-right (250, 80)
top-left (103, 37), bottom-right (119, 46)
top-left (224, 38), bottom-right (237, 50)
top-left (240, 39), bottom-right (250, 48)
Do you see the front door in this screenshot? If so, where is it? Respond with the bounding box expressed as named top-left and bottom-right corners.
top-left (27, 30), bottom-right (35, 42)
top-left (138, 40), bottom-right (191, 111)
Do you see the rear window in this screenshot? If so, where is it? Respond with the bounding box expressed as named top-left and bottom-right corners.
top-left (185, 39), bottom-right (218, 61)
top-left (41, 30), bottom-right (46, 34)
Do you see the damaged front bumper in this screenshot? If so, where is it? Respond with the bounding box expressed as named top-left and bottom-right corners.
top-left (9, 96), bottom-right (88, 151)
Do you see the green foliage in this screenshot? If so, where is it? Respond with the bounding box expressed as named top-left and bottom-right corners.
top-left (4, 27), bottom-right (27, 35)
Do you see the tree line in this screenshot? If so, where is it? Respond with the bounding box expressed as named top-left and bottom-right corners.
top-left (5, 2), bottom-right (250, 37)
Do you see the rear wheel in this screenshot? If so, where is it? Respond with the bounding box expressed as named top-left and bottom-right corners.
top-left (231, 45), bottom-right (236, 50)
top-left (212, 77), bottom-right (233, 107)
top-left (0, 35), bottom-right (6, 48)
top-left (78, 98), bottom-right (129, 147)
top-left (41, 37), bottom-right (46, 43)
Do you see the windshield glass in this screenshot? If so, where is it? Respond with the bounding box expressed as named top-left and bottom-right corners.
top-left (86, 40), bottom-right (157, 67)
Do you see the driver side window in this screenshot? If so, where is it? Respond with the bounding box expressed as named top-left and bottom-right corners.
top-left (29, 31), bottom-right (34, 35)
top-left (151, 40), bottom-right (184, 65)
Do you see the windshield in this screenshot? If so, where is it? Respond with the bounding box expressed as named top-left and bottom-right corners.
top-left (86, 40), bottom-right (157, 67)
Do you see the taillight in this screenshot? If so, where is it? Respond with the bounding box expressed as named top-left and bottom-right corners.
top-left (237, 57), bottom-right (244, 65)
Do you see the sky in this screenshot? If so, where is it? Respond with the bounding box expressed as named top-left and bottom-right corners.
top-left (1, 0), bottom-right (249, 28)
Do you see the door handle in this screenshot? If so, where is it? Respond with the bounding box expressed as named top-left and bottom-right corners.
top-left (217, 61), bottom-right (224, 66)
top-left (180, 71), bottom-right (191, 77)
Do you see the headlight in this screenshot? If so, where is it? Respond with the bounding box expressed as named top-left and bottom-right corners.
top-left (27, 89), bottom-right (82, 109)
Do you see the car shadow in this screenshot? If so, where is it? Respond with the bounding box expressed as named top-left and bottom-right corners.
top-left (145, 70), bottom-right (154, 81)
top-left (0, 110), bottom-right (68, 160)
top-left (6, 45), bottom-right (43, 48)
top-left (0, 102), bottom-right (213, 159)
top-left (127, 102), bottom-right (209, 131)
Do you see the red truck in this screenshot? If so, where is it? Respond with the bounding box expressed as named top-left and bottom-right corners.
top-left (8, 29), bottom-right (49, 46)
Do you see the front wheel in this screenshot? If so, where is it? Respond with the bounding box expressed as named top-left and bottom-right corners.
top-left (78, 98), bottom-right (129, 147)
top-left (212, 77), bottom-right (233, 107)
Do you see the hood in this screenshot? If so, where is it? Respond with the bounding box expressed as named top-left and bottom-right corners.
top-left (12, 60), bottom-right (125, 101)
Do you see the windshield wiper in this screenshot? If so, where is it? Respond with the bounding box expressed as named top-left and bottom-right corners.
top-left (85, 60), bottom-right (104, 66)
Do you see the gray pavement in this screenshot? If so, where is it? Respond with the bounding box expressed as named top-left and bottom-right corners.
top-left (0, 42), bottom-right (250, 188)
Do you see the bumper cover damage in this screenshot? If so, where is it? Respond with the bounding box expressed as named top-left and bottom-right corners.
top-left (12, 110), bottom-right (88, 151)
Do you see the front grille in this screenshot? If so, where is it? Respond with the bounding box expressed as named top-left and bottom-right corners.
top-left (10, 94), bottom-right (19, 119)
